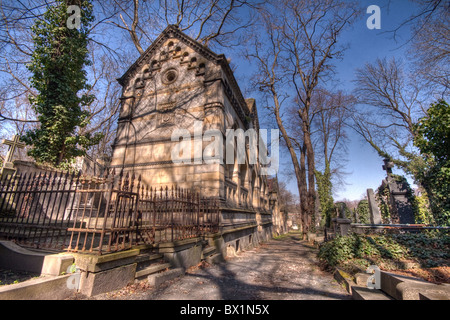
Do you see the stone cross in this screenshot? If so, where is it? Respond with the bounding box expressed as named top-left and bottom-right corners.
top-left (2, 135), bottom-right (25, 165)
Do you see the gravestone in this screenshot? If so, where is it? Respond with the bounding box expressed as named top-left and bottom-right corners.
top-left (353, 206), bottom-right (360, 223)
top-left (381, 158), bottom-right (415, 224)
top-left (1, 135), bottom-right (25, 179)
top-left (74, 154), bottom-right (107, 176)
top-left (367, 188), bottom-right (382, 224)
top-left (332, 202), bottom-right (352, 236)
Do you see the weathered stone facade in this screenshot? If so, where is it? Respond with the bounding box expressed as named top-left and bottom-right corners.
top-left (110, 25), bottom-right (279, 254)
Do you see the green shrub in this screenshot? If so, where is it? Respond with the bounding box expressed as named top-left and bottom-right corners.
top-left (318, 233), bottom-right (450, 271)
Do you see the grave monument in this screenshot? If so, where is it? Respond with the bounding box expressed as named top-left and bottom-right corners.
top-left (380, 158), bottom-right (415, 224)
top-left (1, 135), bottom-right (25, 179)
top-left (109, 25), bottom-right (279, 254)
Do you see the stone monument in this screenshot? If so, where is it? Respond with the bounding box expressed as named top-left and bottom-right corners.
top-left (1, 135), bottom-right (25, 179)
top-left (367, 188), bottom-right (382, 224)
top-left (332, 202), bottom-right (352, 236)
top-left (381, 158), bottom-right (415, 224)
top-left (108, 25), bottom-right (278, 256)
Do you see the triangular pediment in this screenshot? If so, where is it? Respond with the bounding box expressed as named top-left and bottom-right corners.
top-left (117, 25), bottom-right (224, 87)
top-left (117, 25), bottom-right (251, 123)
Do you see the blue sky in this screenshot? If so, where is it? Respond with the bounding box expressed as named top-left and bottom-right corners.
top-left (258, 0), bottom-right (420, 201)
top-left (330, 0), bottom-right (417, 201)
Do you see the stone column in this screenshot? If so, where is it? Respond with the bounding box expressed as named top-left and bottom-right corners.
top-left (367, 188), bottom-right (382, 224)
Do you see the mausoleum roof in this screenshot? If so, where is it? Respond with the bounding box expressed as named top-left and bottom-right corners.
top-left (117, 25), bottom-right (250, 117)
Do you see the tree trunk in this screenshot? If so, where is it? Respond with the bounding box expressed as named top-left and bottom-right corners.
top-left (299, 142), bottom-right (308, 239)
top-left (57, 143), bottom-right (66, 166)
top-left (299, 105), bottom-right (316, 236)
top-left (304, 128), bottom-right (316, 233)
top-left (272, 88), bottom-right (308, 237)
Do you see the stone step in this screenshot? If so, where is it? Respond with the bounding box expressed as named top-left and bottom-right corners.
top-left (380, 271), bottom-right (450, 300)
top-left (135, 263), bottom-right (171, 279)
top-left (202, 246), bottom-right (216, 258)
top-left (135, 253), bottom-right (163, 264)
top-left (135, 253), bottom-right (165, 272)
top-left (147, 268), bottom-right (184, 287)
top-left (206, 252), bottom-right (224, 264)
top-left (352, 286), bottom-right (394, 300)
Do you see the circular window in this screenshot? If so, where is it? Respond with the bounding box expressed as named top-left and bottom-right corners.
top-left (162, 68), bottom-right (178, 85)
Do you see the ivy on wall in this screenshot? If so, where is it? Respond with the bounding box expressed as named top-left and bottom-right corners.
top-left (376, 183), bottom-right (392, 224)
top-left (376, 174), bottom-right (433, 225)
top-left (356, 200), bottom-right (370, 224)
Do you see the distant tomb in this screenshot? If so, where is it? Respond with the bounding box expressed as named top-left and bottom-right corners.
top-left (1, 134), bottom-right (25, 179)
top-left (379, 158), bottom-right (415, 224)
top-left (367, 188), bottom-right (382, 224)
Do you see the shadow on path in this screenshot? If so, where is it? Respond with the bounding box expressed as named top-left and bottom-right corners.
top-left (144, 232), bottom-right (351, 300)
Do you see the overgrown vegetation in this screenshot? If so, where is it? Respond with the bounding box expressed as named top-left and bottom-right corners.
top-left (21, 0), bottom-right (102, 169)
top-left (0, 269), bottom-right (40, 286)
top-left (375, 173), bottom-right (435, 225)
top-left (318, 232), bottom-right (450, 274)
top-left (355, 200), bottom-right (369, 224)
top-left (413, 100), bottom-right (450, 226)
top-left (316, 168), bottom-right (335, 228)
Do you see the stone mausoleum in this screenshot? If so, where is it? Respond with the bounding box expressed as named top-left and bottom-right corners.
top-left (110, 25), bottom-right (283, 256)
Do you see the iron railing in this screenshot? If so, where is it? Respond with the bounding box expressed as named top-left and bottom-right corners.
top-left (0, 170), bottom-right (219, 254)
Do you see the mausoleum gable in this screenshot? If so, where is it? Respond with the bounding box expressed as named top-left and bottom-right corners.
top-left (116, 25), bottom-right (250, 124)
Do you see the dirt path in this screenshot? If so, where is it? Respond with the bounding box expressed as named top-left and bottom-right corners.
top-left (88, 232), bottom-right (350, 300)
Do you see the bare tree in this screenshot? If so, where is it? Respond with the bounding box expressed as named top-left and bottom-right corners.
top-left (0, 1), bottom-right (43, 139)
top-left (388, 0), bottom-right (447, 40)
top-left (312, 88), bottom-right (354, 192)
top-left (246, 0), bottom-right (359, 237)
top-left (409, 1), bottom-right (449, 95)
top-left (385, 0), bottom-right (449, 95)
top-left (102, 0), bottom-right (260, 56)
top-left (246, 8), bottom-right (310, 235)
top-left (283, 0), bottom-right (359, 234)
top-left (350, 57), bottom-right (428, 176)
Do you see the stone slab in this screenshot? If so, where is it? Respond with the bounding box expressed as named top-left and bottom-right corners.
top-left (135, 263), bottom-right (171, 278)
top-left (79, 263), bottom-right (137, 297)
top-left (74, 249), bottom-right (139, 273)
top-left (206, 253), bottom-right (225, 264)
top-left (201, 246), bottom-right (216, 258)
top-left (380, 271), bottom-right (450, 300)
top-left (157, 238), bottom-right (203, 253)
top-left (333, 268), bottom-right (354, 294)
top-left (352, 286), bottom-right (393, 300)
top-left (163, 243), bottom-right (203, 269)
top-left (354, 272), bottom-right (371, 286)
top-left (41, 254), bottom-right (74, 276)
top-left (147, 268), bottom-right (184, 287)
top-left (0, 274), bottom-right (75, 300)
top-left (419, 291), bottom-right (450, 300)
top-left (0, 240), bottom-right (47, 274)
top-left (367, 188), bottom-right (382, 224)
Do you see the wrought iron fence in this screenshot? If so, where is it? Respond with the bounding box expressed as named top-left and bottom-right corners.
top-left (0, 170), bottom-right (219, 255)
